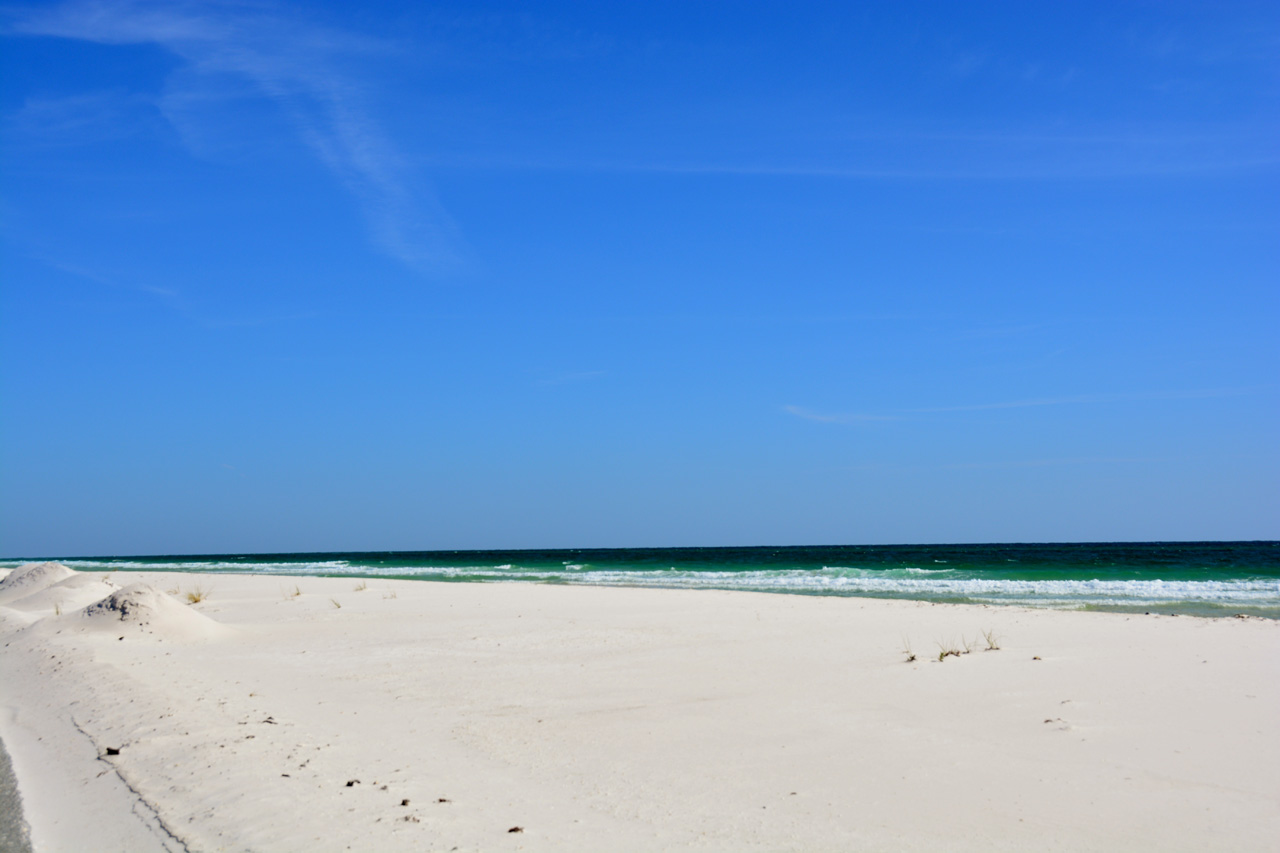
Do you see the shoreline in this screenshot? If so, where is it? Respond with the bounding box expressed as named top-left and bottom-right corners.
top-left (2, 566), bottom-right (1277, 851)
top-left (5, 569), bottom-right (1276, 623)
top-left (6, 541), bottom-right (1276, 619)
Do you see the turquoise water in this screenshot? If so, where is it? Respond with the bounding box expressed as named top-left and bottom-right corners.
top-left (4, 542), bottom-right (1278, 618)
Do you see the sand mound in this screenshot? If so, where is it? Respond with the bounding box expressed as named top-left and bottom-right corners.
top-left (0, 562), bottom-right (76, 605)
top-left (6, 573), bottom-right (120, 614)
top-left (79, 583), bottom-right (226, 641)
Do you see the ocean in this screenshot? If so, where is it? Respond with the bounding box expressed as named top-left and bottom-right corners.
top-left (4, 541), bottom-right (1278, 619)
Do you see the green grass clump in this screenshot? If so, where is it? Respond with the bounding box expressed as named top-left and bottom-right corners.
top-left (936, 639), bottom-right (963, 661)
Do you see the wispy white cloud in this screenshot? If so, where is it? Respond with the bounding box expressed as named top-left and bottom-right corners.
top-left (429, 148), bottom-right (1278, 182)
top-left (908, 387), bottom-right (1262, 413)
top-left (430, 117), bottom-right (1279, 182)
top-left (7, 89), bottom-right (157, 143)
top-left (949, 323), bottom-right (1046, 341)
top-left (25, 250), bottom-right (178, 298)
top-left (23, 247), bottom-right (325, 328)
top-left (949, 51), bottom-right (987, 78)
top-left (786, 387), bottom-right (1266, 425)
top-left (588, 150), bottom-right (1278, 181)
top-left (782, 405), bottom-right (898, 424)
top-left (843, 455), bottom-right (1182, 472)
top-left (536, 370), bottom-right (606, 386)
top-left (937, 456), bottom-right (1167, 470)
top-left (8, 0), bottom-right (463, 274)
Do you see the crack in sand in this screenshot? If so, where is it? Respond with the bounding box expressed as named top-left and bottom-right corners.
top-left (69, 716), bottom-right (191, 853)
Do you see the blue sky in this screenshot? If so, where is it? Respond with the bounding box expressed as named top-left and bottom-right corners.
top-left (2, 0), bottom-right (1276, 555)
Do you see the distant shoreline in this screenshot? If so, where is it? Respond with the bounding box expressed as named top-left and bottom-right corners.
top-left (5, 541), bottom-right (1277, 618)
top-left (5, 538), bottom-right (1278, 562)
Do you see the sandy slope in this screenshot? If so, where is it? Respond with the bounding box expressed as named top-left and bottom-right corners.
top-left (0, 566), bottom-right (1276, 852)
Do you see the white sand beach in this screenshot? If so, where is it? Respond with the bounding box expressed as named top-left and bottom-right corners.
top-left (0, 563), bottom-right (1276, 852)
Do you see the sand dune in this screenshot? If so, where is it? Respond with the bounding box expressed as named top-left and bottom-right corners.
top-left (0, 563), bottom-right (78, 605)
top-left (77, 582), bottom-right (228, 642)
top-left (0, 568), bottom-right (1277, 852)
top-left (2, 573), bottom-right (119, 616)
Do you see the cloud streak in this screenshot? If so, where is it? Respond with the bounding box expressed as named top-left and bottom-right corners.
top-left (787, 387), bottom-right (1266, 424)
top-left (577, 151), bottom-right (1278, 182)
top-left (907, 387), bottom-right (1264, 413)
top-left (420, 117), bottom-right (1279, 183)
top-left (535, 370), bottom-right (607, 386)
top-left (782, 405), bottom-right (899, 424)
top-left (9, 0), bottom-right (462, 274)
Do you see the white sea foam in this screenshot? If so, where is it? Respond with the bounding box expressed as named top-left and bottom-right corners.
top-left (554, 570), bottom-right (1280, 606)
top-left (330, 564), bottom-right (1280, 606)
top-left (3, 558), bottom-right (1274, 611)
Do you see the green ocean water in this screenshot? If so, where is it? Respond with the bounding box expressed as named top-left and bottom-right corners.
top-left (4, 542), bottom-right (1278, 618)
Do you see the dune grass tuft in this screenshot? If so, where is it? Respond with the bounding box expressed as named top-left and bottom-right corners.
top-left (936, 639), bottom-right (963, 661)
top-left (354, 580), bottom-right (368, 592)
top-left (900, 636), bottom-right (916, 663)
top-left (330, 598), bottom-right (342, 609)
top-left (185, 586), bottom-right (209, 604)
top-left (982, 628), bottom-right (1001, 651)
